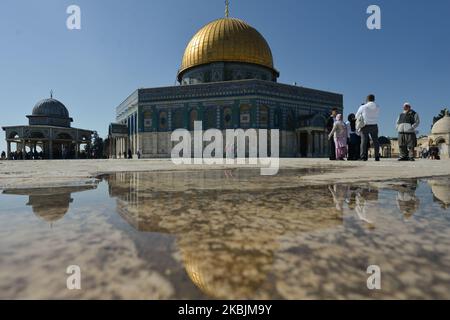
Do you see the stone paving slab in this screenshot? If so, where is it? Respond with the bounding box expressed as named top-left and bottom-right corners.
top-left (0, 158), bottom-right (449, 189)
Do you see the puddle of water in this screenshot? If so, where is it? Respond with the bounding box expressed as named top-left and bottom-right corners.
top-left (0, 169), bottom-right (449, 299)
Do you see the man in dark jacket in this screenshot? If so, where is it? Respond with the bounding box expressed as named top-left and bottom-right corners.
top-left (327, 108), bottom-right (338, 160)
top-left (396, 103), bottom-right (420, 161)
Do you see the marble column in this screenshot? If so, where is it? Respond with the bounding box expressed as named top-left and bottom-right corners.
top-left (7, 141), bottom-right (11, 160)
top-left (307, 131), bottom-right (312, 157)
top-left (22, 141), bottom-right (26, 160)
top-left (75, 143), bottom-right (79, 159)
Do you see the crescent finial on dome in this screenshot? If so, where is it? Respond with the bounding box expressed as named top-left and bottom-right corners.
top-left (225, 0), bottom-right (230, 18)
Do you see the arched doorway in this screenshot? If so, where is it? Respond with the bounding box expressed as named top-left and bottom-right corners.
top-left (436, 137), bottom-right (448, 158)
top-left (54, 133), bottom-right (75, 159)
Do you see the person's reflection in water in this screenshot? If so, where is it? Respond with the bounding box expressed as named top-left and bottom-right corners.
top-left (354, 187), bottom-right (378, 228)
top-left (396, 180), bottom-right (420, 220)
top-left (328, 184), bottom-right (349, 218)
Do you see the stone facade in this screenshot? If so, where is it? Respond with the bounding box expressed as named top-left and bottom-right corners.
top-left (110, 79), bottom-right (343, 159)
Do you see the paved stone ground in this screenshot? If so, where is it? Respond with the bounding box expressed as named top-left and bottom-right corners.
top-left (0, 158), bottom-right (449, 189)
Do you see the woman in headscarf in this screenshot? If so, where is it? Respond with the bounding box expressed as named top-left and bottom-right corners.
top-left (346, 113), bottom-right (361, 160)
top-left (328, 114), bottom-right (348, 160)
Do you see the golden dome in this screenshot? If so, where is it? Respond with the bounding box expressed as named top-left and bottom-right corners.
top-left (179, 18), bottom-right (275, 76)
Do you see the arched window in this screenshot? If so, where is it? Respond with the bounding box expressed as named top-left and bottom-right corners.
top-left (189, 109), bottom-right (198, 131)
top-left (159, 111), bottom-right (168, 131)
top-left (172, 109), bottom-right (184, 129)
top-left (259, 105), bottom-right (269, 128)
top-left (223, 107), bottom-right (233, 129)
top-left (240, 104), bottom-right (252, 128)
top-left (274, 109), bottom-right (282, 128)
top-left (144, 111), bottom-right (152, 129)
top-left (204, 107), bottom-right (217, 129)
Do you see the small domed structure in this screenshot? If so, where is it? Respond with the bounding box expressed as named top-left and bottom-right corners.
top-left (32, 98), bottom-right (70, 119)
top-left (3, 92), bottom-right (93, 160)
top-left (428, 109), bottom-right (450, 159)
top-left (27, 95), bottom-right (73, 128)
top-left (432, 110), bottom-right (450, 135)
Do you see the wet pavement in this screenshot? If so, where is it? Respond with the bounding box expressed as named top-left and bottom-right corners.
top-left (0, 169), bottom-right (450, 299)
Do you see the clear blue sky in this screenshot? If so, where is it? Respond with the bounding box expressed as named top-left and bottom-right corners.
top-left (1, 0), bottom-right (449, 153)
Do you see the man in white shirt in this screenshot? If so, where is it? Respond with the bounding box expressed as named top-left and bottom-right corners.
top-left (356, 94), bottom-right (381, 161)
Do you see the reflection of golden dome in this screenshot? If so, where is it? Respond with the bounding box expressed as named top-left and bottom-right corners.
top-left (180, 244), bottom-right (274, 299)
top-left (179, 18), bottom-right (275, 75)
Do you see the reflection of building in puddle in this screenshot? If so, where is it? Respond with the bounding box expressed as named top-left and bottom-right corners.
top-left (428, 178), bottom-right (450, 209)
top-left (104, 172), bottom-right (343, 299)
top-left (2, 185), bottom-right (97, 224)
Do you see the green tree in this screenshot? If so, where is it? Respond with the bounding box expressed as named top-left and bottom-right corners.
top-left (91, 131), bottom-right (104, 159)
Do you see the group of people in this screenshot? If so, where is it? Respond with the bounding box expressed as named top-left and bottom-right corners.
top-left (422, 139), bottom-right (441, 160)
top-left (121, 149), bottom-right (142, 159)
top-left (328, 179), bottom-right (421, 223)
top-left (327, 94), bottom-right (420, 161)
top-left (2, 150), bottom-right (45, 160)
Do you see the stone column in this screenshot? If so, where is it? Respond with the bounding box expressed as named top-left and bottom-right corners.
top-left (22, 141), bottom-right (26, 160)
top-left (316, 132), bottom-right (320, 156)
top-left (307, 131), bottom-right (312, 157)
top-left (116, 137), bottom-right (120, 159)
top-left (49, 140), bottom-right (53, 160)
top-left (7, 141), bottom-right (11, 160)
top-left (111, 138), bottom-right (114, 159)
top-left (122, 137), bottom-right (125, 158)
top-left (75, 143), bottom-right (79, 159)
top-left (114, 138), bottom-right (117, 159)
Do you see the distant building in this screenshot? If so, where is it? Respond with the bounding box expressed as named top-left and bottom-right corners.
top-left (108, 14), bottom-right (343, 159)
top-left (428, 110), bottom-right (450, 159)
top-left (367, 136), bottom-right (392, 158)
top-left (2, 95), bottom-right (93, 160)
